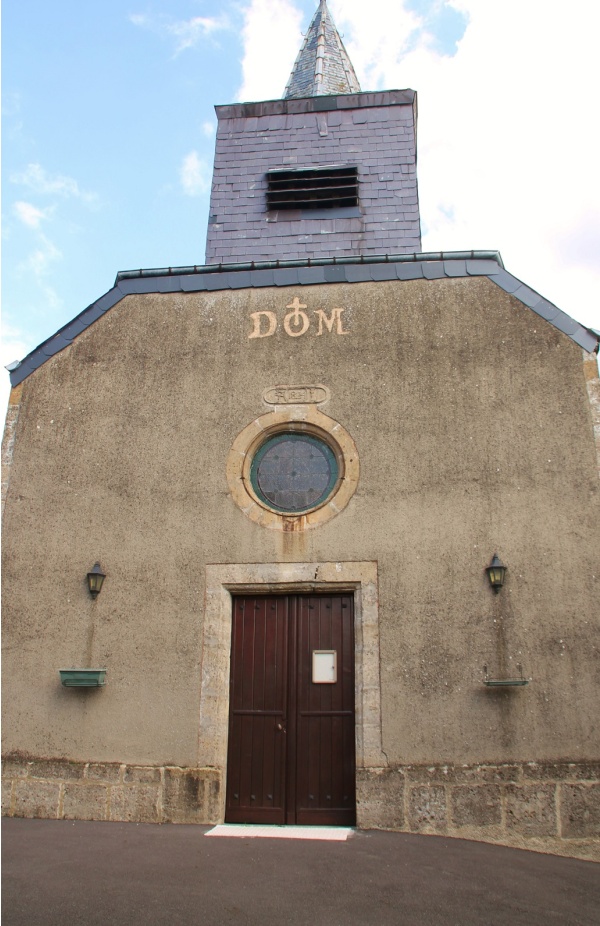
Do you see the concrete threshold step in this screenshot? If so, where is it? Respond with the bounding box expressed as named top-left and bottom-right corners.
top-left (205, 824), bottom-right (354, 841)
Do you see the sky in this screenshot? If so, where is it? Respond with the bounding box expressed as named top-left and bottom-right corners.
top-left (3, 0), bottom-right (600, 411)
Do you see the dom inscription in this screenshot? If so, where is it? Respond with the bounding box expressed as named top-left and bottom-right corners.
top-left (249, 298), bottom-right (349, 339)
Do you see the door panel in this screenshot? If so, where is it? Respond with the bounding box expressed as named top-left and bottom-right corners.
top-left (296, 596), bottom-right (355, 824)
top-left (225, 594), bottom-right (356, 826)
top-left (225, 597), bottom-right (288, 823)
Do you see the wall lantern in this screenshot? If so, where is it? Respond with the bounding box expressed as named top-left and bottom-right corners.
top-left (87, 563), bottom-right (106, 599)
top-left (485, 554), bottom-right (506, 592)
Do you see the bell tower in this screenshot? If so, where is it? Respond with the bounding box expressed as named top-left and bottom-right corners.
top-left (205, 0), bottom-right (420, 264)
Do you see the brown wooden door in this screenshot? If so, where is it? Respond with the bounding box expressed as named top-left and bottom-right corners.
top-left (225, 594), bottom-right (355, 826)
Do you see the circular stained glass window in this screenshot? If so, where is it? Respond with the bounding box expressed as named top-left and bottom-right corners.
top-left (250, 433), bottom-right (339, 514)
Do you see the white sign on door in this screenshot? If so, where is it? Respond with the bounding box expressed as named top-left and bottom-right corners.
top-left (312, 650), bottom-right (337, 684)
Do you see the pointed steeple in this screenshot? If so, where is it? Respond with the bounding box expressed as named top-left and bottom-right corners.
top-left (284, 0), bottom-right (361, 99)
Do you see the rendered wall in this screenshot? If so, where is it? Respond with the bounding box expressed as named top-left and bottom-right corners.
top-left (2, 276), bottom-right (599, 857)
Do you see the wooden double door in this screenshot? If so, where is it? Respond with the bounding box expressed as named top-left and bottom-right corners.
top-left (225, 593), bottom-right (356, 826)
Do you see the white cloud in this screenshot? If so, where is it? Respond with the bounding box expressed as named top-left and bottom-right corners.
top-left (168, 15), bottom-right (226, 52)
top-left (13, 201), bottom-right (51, 229)
top-left (400, 0), bottom-right (600, 330)
top-left (237, 0), bottom-right (304, 102)
top-left (265, 0), bottom-right (599, 332)
top-left (202, 121), bottom-right (216, 137)
top-left (232, 0), bottom-right (599, 330)
top-left (329, 0), bottom-right (425, 89)
top-left (10, 163), bottom-right (97, 205)
top-left (180, 151), bottom-right (211, 196)
top-left (17, 233), bottom-right (62, 279)
top-left (130, 12), bottom-right (227, 54)
top-left (235, 0), bottom-right (425, 103)
top-left (1, 90), bottom-right (22, 118)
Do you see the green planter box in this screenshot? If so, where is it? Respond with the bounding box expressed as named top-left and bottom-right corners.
top-left (59, 669), bottom-right (106, 688)
top-left (483, 678), bottom-right (529, 687)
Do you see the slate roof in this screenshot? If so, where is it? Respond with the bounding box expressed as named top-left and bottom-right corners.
top-left (284, 0), bottom-right (361, 99)
top-left (8, 252), bottom-right (598, 388)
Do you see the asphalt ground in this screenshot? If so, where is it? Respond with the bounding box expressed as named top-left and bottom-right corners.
top-left (2, 819), bottom-right (599, 926)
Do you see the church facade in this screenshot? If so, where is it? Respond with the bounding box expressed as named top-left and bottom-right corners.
top-left (3, 1), bottom-right (599, 859)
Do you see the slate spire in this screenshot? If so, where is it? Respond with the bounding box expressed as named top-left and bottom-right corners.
top-left (284, 0), bottom-right (361, 99)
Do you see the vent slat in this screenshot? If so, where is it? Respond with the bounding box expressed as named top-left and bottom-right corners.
top-left (267, 168), bottom-right (356, 179)
top-left (268, 174), bottom-right (357, 185)
top-left (268, 198), bottom-right (357, 209)
top-left (267, 184), bottom-right (357, 195)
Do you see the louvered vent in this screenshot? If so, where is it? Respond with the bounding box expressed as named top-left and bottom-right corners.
top-left (266, 165), bottom-right (358, 211)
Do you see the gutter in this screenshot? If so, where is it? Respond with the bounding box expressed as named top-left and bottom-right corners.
top-left (115, 250), bottom-right (505, 283)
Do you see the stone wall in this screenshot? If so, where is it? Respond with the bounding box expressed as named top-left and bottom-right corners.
top-left (2, 758), bottom-right (220, 825)
top-left (3, 756), bottom-right (598, 861)
top-left (357, 761), bottom-right (600, 862)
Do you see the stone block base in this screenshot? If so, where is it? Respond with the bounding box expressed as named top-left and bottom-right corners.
top-left (3, 756), bottom-right (598, 860)
top-left (357, 761), bottom-right (600, 862)
top-left (1, 757), bottom-right (220, 825)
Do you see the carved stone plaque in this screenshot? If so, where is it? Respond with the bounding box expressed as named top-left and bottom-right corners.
top-left (263, 385), bottom-right (330, 406)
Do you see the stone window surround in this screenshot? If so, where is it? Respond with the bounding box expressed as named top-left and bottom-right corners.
top-left (226, 407), bottom-right (360, 531)
top-left (199, 561), bottom-right (384, 823)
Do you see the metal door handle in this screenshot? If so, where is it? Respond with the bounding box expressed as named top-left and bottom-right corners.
top-left (275, 722), bottom-right (286, 732)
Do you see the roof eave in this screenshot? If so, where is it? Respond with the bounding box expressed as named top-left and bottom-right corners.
top-left (8, 251), bottom-right (598, 388)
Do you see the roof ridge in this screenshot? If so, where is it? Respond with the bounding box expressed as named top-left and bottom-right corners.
top-left (284, 0), bottom-right (361, 99)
